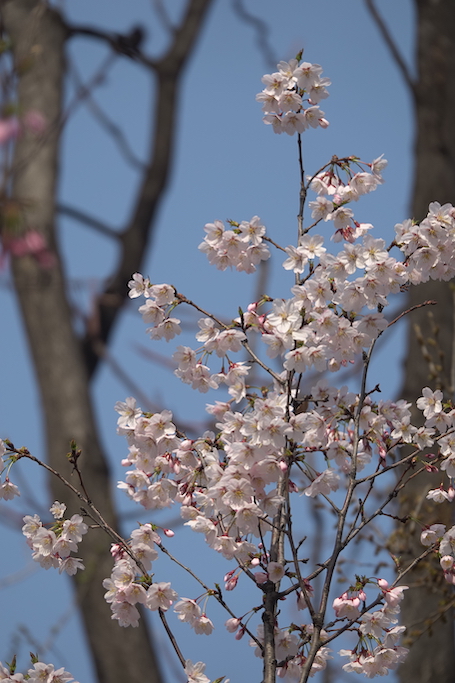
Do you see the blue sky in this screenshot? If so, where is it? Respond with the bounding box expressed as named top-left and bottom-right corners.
top-left (0, 1), bottom-right (416, 681)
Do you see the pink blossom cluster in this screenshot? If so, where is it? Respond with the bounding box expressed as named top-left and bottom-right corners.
top-left (308, 155), bottom-right (387, 242)
top-left (250, 623), bottom-right (332, 678)
top-left (128, 274), bottom-right (181, 341)
top-left (334, 580), bottom-right (408, 678)
top-left (103, 530), bottom-right (178, 627)
top-left (0, 660), bottom-right (77, 683)
top-left (198, 216), bottom-right (270, 273)
top-left (256, 58), bottom-right (330, 135)
top-left (22, 502), bottom-right (87, 575)
top-left (421, 523), bottom-right (455, 585)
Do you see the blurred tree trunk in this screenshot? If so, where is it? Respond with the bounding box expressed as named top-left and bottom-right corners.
top-left (1, 0), bottom-right (212, 682)
top-left (396, 1), bottom-right (455, 682)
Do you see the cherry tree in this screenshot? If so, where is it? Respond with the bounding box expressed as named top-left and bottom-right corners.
top-left (2, 49), bottom-right (455, 683)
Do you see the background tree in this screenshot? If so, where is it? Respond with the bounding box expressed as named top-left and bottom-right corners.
top-left (365, 2), bottom-right (455, 681)
top-left (0, 2), bottom-right (419, 682)
top-left (1, 2), bottom-right (212, 682)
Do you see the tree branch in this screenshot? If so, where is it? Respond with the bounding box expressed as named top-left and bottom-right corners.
top-left (364, 0), bottom-right (417, 99)
top-left (82, 0), bottom-right (215, 378)
top-left (57, 203), bottom-right (120, 239)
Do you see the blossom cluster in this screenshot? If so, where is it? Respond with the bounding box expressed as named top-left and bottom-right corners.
top-left (22, 502), bottom-right (87, 575)
top-left (250, 623), bottom-right (332, 679)
top-left (128, 274), bottom-right (181, 341)
top-left (336, 580), bottom-right (408, 678)
top-left (8, 54), bottom-right (455, 683)
top-left (421, 523), bottom-right (455, 586)
top-left (307, 155), bottom-right (387, 242)
top-left (256, 57), bottom-right (330, 135)
top-left (103, 530), bottom-right (178, 627)
top-left (198, 216), bottom-right (270, 273)
top-left (117, 192), bottom-right (455, 679)
top-left (0, 660), bottom-right (77, 683)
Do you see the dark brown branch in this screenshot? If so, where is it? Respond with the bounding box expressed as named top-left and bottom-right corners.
top-left (364, 0), bottom-right (417, 98)
top-left (57, 203), bottom-right (120, 239)
top-left (387, 299), bottom-right (437, 328)
top-left (68, 24), bottom-right (153, 66)
top-left (231, 0), bottom-right (277, 69)
top-left (82, 0), bottom-right (214, 378)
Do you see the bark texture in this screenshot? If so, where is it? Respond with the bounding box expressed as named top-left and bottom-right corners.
top-left (1, 0), bottom-right (212, 681)
top-left (397, 2), bottom-right (455, 681)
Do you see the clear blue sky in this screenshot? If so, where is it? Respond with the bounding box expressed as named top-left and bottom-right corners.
top-left (0, 1), bottom-right (415, 681)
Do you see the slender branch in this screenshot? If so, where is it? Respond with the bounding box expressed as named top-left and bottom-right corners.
top-left (57, 203), bottom-right (120, 239)
top-left (9, 447), bottom-right (150, 573)
top-left (263, 235), bottom-right (287, 253)
top-left (231, 0), bottom-right (277, 69)
top-left (285, 485), bottom-right (316, 621)
top-left (298, 339), bottom-right (377, 683)
top-left (159, 543), bottom-right (262, 649)
top-left (158, 609), bottom-right (186, 668)
top-left (364, 0), bottom-right (417, 98)
top-left (387, 299), bottom-right (437, 329)
top-left (152, 0), bottom-right (176, 33)
top-left (242, 339), bottom-right (286, 386)
top-left (68, 62), bottom-right (147, 171)
top-left (175, 293), bottom-right (229, 329)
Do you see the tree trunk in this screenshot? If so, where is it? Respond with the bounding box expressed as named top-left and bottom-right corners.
top-left (1, 2), bottom-right (164, 682)
top-left (1, 0), bottom-right (215, 680)
top-left (397, 2), bottom-right (455, 681)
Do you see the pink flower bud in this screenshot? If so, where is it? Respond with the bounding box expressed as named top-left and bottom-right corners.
top-left (235, 626), bottom-right (246, 640)
top-left (225, 617), bottom-right (240, 633)
top-left (225, 575), bottom-right (239, 591)
top-left (110, 544), bottom-right (124, 560)
top-left (163, 528), bottom-right (174, 537)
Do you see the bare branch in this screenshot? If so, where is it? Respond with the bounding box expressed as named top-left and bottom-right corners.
top-left (231, 0), bottom-right (277, 70)
top-left (57, 203), bottom-right (120, 239)
top-left (68, 61), bottom-right (147, 171)
top-left (364, 0), bottom-right (417, 98)
top-left (68, 24), bottom-right (154, 67)
top-left (82, 0), bottom-right (215, 378)
top-left (152, 0), bottom-right (176, 33)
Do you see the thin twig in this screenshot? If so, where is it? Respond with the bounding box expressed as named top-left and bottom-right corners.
top-left (387, 299), bottom-right (437, 329)
top-left (158, 609), bottom-right (186, 667)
